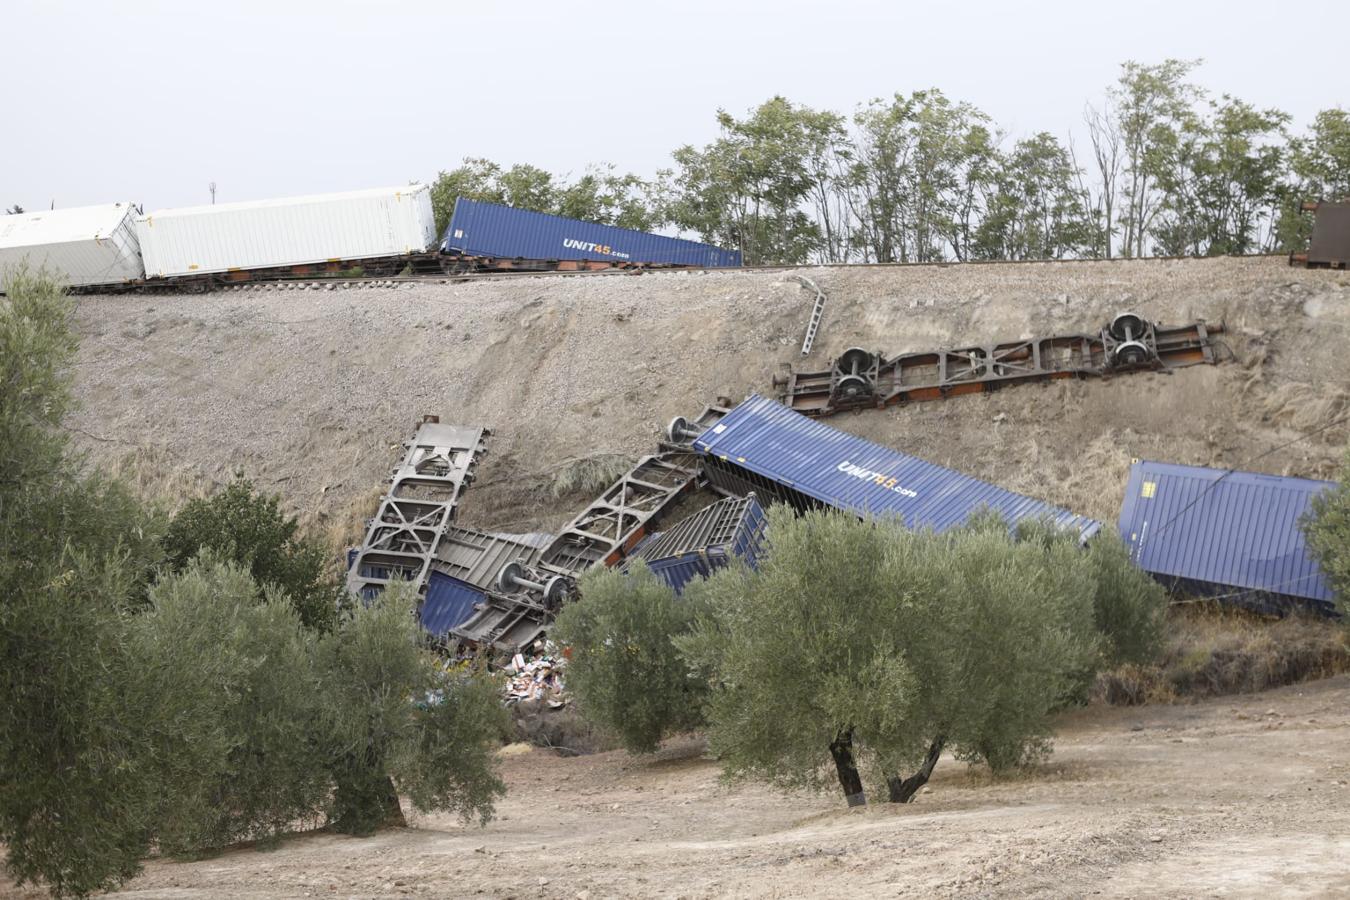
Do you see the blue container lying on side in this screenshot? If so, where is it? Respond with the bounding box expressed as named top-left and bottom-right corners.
top-left (693, 395), bottom-right (1101, 542)
top-left (442, 197), bottom-right (742, 267)
top-left (420, 570), bottom-right (488, 637)
top-left (1118, 460), bottom-right (1337, 615)
top-left (625, 495), bottom-right (767, 594)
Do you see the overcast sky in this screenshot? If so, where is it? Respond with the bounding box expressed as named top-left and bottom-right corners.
top-left (4, 0), bottom-right (1346, 212)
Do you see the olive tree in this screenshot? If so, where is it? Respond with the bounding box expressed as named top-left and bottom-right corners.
top-left (0, 267), bottom-right (165, 896)
top-left (317, 583), bottom-right (508, 835)
top-left (552, 563), bottom-right (709, 754)
top-left (1305, 450), bottom-right (1350, 614)
top-left (163, 477), bottom-right (342, 631)
top-left (127, 557), bottom-right (331, 857)
top-left (680, 506), bottom-right (1102, 807)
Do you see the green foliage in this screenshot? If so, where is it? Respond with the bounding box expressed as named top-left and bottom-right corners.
top-left (0, 552), bottom-right (155, 897)
top-left (680, 507), bottom-right (1119, 805)
top-left (429, 157), bottom-right (662, 238)
top-left (1111, 58), bottom-right (1203, 258)
top-left (553, 564), bottom-right (709, 754)
top-left (316, 583), bottom-right (507, 834)
top-left (0, 271), bottom-right (507, 894)
top-left (428, 65), bottom-right (1337, 264)
top-left (677, 508), bottom-right (926, 795)
top-left (0, 268), bottom-right (164, 896)
top-left (163, 477), bottom-right (339, 631)
top-left (1012, 518), bottom-right (1166, 667)
top-left (1275, 108), bottom-right (1350, 251)
top-left (667, 96), bottom-right (839, 264)
top-left (0, 265), bottom-right (77, 482)
top-left (974, 132), bottom-right (1096, 260)
top-left (1150, 96), bottom-right (1289, 256)
top-left (848, 89), bottom-right (998, 263)
top-left (1304, 451), bottom-right (1350, 615)
top-left (393, 666), bottom-right (511, 823)
top-left (127, 558), bottom-right (330, 856)
top-left (1084, 529), bottom-right (1168, 664)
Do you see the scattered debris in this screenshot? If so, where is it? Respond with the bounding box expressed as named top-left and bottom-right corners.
top-left (503, 643), bottom-right (568, 706)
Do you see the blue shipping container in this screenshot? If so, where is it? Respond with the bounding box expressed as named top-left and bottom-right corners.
top-left (420, 571), bottom-right (487, 637)
top-left (1118, 460), bottom-right (1336, 614)
top-left (626, 495), bottom-right (767, 594)
top-left (694, 395), bottom-right (1101, 541)
top-left (442, 198), bottom-right (742, 268)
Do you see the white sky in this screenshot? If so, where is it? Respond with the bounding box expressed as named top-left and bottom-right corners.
top-left (3, 0), bottom-right (1346, 212)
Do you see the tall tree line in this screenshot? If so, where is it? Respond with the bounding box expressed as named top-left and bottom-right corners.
top-left (430, 59), bottom-right (1350, 265)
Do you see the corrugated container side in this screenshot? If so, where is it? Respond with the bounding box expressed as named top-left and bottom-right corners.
top-left (626, 495), bottom-right (768, 594)
top-left (0, 203), bottom-right (144, 287)
top-left (443, 198), bottom-right (742, 267)
top-left (420, 571), bottom-right (487, 637)
top-left (137, 185), bottom-right (436, 278)
top-left (695, 396), bottom-right (1101, 542)
top-left (1118, 460), bottom-right (1336, 614)
top-left (645, 552), bottom-right (717, 595)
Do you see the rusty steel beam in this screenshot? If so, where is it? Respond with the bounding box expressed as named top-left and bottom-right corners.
top-left (774, 314), bottom-right (1225, 418)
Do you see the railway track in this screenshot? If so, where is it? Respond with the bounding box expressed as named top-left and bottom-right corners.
top-left (79, 251), bottom-right (1288, 295)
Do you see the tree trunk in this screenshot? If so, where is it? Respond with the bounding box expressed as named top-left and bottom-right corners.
top-left (886, 735), bottom-right (945, 803)
top-left (829, 730), bottom-right (867, 807)
top-left (381, 775), bottom-right (408, 828)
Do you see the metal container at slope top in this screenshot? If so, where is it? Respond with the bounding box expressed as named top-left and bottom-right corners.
top-left (1308, 201), bottom-right (1350, 268)
top-left (0, 203), bottom-right (144, 288)
top-left (624, 495), bottom-right (767, 594)
top-left (1118, 460), bottom-right (1337, 615)
top-left (691, 395), bottom-right (1101, 542)
top-left (136, 185), bottom-right (437, 278)
top-left (442, 197), bottom-right (742, 268)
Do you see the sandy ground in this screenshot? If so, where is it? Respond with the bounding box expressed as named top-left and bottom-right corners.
top-left (0, 674), bottom-right (1322, 899)
top-left (66, 257), bottom-right (1350, 543)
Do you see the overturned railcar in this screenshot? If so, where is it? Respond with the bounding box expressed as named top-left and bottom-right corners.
top-left (624, 494), bottom-right (767, 594)
top-left (686, 395), bottom-right (1101, 542)
top-left (1118, 460), bottom-right (1337, 615)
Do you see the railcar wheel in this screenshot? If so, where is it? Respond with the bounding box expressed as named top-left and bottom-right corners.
top-left (836, 374), bottom-right (872, 399)
top-left (1112, 340), bottom-right (1152, 367)
top-left (1109, 312), bottom-right (1148, 342)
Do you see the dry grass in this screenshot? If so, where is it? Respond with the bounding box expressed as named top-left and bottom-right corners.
top-left (322, 483), bottom-right (385, 556)
top-left (101, 444), bottom-right (215, 515)
top-left (549, 453), bottom-right (632, 500)
top-left (1094, 604), bottom-right (1350, 705)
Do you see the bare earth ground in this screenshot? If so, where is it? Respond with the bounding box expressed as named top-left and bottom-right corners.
top-left (0, 674), bottom-right (1335, 899)
top-left (66, 257), bottom-right (1350, 545)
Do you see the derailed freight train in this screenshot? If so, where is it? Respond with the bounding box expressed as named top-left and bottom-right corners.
top-left (0, 186), bottom-right (740, 291)
top-left (441, 198), bottom-right (742, 270)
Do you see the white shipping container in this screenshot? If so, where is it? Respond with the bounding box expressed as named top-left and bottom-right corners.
top-left (0, 203), bottom-right (144, 288)
top-left (136, 185), bottom-right (437, 278)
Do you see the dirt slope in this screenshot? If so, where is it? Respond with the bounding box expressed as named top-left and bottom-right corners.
top-left (67, 257), bottom-right (1350, 541)
top-left (2, 673), bottom-right (1333, 898)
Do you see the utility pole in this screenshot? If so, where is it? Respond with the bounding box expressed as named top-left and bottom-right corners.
top-left (209, 182), bottom-right (217, 205)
